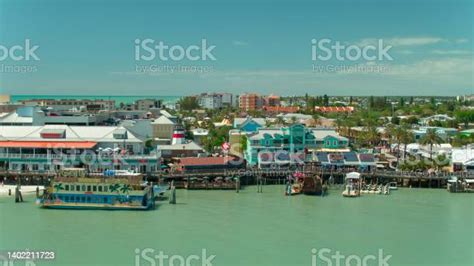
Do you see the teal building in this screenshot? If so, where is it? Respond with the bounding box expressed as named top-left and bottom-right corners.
top-left (244, 124), bottom-right (349, 166)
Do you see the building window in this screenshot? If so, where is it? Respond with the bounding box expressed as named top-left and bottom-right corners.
top-left (98, 186), bottom-right (103, 192)
top-left (32, 164), bottom-right (39, 171)
top-left (93, 186), bottom-right (97, 192)
top-left (104, 186), bottom-right (108, 192)
top-left (87, 185), bottom-right (91, 192)
top-left (65, 185), bottom-right (69, 191)
top-left (76, 185), bottom-right (81, 191)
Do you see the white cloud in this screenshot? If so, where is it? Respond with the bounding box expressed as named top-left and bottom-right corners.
top-left (356, 37), bottom-right (444, 47)
top-left (232, 40), bottom-right (249, 46)
top-left (431, 50), bottom-right (472, 55)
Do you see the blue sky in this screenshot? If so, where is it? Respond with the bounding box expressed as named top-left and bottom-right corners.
top-left (0, 0), bottom-right (472, 96)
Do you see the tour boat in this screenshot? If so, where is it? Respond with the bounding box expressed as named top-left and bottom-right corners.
top-left (39, 169), bottom-right (155, 210)
top-left (342, 172), bottom-right (361, 197)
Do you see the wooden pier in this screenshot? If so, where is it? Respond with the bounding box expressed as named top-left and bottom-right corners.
top-left (2, 169), bottom-right (473, 189)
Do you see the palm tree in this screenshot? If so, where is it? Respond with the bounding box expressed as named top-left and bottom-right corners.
top-left (109, 184), bottom-right (120, 194)
top-left (384, 124), bottom-right (397, 152)
top-left (363, 125), bottom-right (381, 147)
top-left (419, 128), bottom-right (444, 160)
top-left (54, 183), bottom-right (64, 193)
top-left (400, 127), bottom-right (414, 161)
top-left (120, 184), bottom-right (131, 195)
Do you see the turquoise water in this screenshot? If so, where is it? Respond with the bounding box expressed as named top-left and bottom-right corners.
top-left (0, 186), bottom-right (473, 266)
top-left (10, 95), bottom-right (181, 106)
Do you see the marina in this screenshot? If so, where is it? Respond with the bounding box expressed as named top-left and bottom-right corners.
top-left (1, 186), bottom-right (472, 265)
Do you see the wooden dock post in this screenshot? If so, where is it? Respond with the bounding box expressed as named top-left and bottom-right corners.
top-left (169, 187), bottom-right (176, 204)
top-left (235, 177), bottom-right (240, 193)
top-left (36, 186), bottom-right (40, 198)
top-left (257, 175), bottom-right (263, 193)
top-left (169, 180), bottom-right (176, 204)
top-left (15, 185), bottom-right (23, 203)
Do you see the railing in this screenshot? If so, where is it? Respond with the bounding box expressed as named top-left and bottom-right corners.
top-left (0, 153), bottom-right (158, 160)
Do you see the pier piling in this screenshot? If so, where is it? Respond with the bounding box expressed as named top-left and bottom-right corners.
top-left (169, 186), bottom-right (176, 204)
top-left (15, 185), bottom-right (23, 203)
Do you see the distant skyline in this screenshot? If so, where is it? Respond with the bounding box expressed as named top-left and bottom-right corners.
top-left (0, 0), bottom-right (473, 96)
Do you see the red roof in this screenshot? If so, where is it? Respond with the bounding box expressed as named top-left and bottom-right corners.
top-left (178, 156), bottom-right (239, 166)
top-left (0, 141), bottom-right (97, 149)
top-left (263, 106), bottom-right (300, 113)
top-left (315, 106), bottom-right (354, 113)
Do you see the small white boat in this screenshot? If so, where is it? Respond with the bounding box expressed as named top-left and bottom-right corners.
top-left (342, 172), bottom-right (361, 198)
top-left (388, 182), bottom-right (398, 190)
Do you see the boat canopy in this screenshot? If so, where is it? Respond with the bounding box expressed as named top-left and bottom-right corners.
top-left (346, 172), bottom-right (361, 179)
top-left (465, 179), bottom-right (474, 183)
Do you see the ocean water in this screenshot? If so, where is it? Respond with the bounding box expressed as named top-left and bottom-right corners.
top-left (0, 186), bottom-right (473, 266)
top-left (10, 95), bottom-right (181, 106)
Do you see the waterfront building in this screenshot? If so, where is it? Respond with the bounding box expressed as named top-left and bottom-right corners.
top-left (313, 152), bottom-right (376, 171)
top-left (20, 98), bottom-right (115, 112)
top-left (0, 125), bottom-right (159, 173)
top-left (158, 141), bottom-right (205, 159)
top-left (233, 117), bottom-right (266, 133)
top-left (174, 156), bottom-right (245, 173)
top-left (239, 93), bottom-right (263, 111)
top-left (452, 146), bottom-right (474, 172)
top-left (0, 106), bottom-right (111, 126)
top-left (244, 124), bottom-right (349, 166)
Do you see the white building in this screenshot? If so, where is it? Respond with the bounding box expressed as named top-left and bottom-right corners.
top-left (0, 125), bottom-right (159, 173)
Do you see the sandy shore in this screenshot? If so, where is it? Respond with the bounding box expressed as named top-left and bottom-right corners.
top-left (0, 185), bottom-right (45, 197)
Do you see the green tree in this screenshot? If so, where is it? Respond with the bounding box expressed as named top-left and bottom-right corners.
top-left (419, 128), bottom-right (444, 160)
top-left (178, 96), bottom-right (199, 111)
top-left (455, 110), bottom-right (474, 128)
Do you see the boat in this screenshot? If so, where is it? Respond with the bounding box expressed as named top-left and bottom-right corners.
top-left (285, 182), bottom-right (302, 195)
top-left (302, 175), bottom-right (323, 195)
top-left (38, 168), bottom-right (155, 210)
top-left (342, 172), bottom-right (361, 197)
top-left (447, 177), bottom-right (474, 193)
top-left (388, 182), bottom-right (398, 190)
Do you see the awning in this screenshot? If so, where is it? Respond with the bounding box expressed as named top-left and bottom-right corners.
top-left (0, 141), bottom-right (97, 149)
